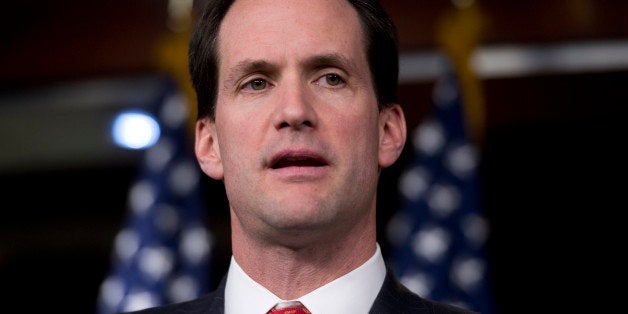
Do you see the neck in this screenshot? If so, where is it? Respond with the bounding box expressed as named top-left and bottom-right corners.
top-left (230, 208), bottom-right (377, 299)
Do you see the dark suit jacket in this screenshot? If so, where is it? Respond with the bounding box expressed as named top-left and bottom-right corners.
top-left (129, 268), bottom-right (477, 314)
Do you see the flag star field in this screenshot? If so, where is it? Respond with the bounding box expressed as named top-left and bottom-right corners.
top-left (97, 80), bottom-right (213, 314)
top-left (387, 62), bottom-right (493, 314)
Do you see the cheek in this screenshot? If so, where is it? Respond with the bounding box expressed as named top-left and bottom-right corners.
top-left (219, 130), bottom-right (250, 162)
top-left (215, 120), bottom-right (252, 168)
top-left (334, 111), bottom-right (380, 159)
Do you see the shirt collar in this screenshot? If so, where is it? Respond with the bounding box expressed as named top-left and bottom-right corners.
top-left (224, 244), bottom-right (387, 314)
top-left (224, 255), bottom-right (279, 313)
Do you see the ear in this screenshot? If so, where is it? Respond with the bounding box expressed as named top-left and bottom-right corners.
top-left (195, 117), bottom-right (224, 180)
top-left (378, 104), bottom-right (407, 168)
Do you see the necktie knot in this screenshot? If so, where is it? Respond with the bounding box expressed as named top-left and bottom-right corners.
top-left (267, 301), bottom-right (311, 314)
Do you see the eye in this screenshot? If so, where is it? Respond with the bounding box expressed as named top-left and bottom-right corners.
top-left (325, 74), bottom-right (342, 86)
top-left (316, 73), bottom-right (345, 87)
top-left (243, 78), bottom-right (267, 91)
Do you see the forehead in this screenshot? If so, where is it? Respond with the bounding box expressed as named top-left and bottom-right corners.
top-left (217, 0), bottom-right (366, 69)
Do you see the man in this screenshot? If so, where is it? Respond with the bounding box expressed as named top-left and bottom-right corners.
top-left (130, 0), bottom-right (476, 313)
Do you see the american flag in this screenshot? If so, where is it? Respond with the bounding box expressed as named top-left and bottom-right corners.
top-left (387, 61), bottom-right (493, 313)
top-left (97, 79), bottom-right (213, 313)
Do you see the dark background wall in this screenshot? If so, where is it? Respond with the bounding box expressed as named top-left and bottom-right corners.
top-left (1, 0), bottom-right (626, 313)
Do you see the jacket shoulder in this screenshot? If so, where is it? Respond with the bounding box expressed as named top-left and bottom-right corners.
top-left (370, 269), bottom-right (478, 314)
top-left (122, 277), bottom-right (226, 314)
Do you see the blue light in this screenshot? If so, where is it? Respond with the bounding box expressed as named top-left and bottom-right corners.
top-left (112, 111), bottom-right (161, 150)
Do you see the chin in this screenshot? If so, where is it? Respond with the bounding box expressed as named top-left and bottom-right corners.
top-left (266, 205), bottom-right (336, 231)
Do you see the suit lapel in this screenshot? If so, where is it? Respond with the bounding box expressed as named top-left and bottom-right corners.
top-left (204, 276), bottom-right (226, 314)
top-left (369, 268), bottom-right (431, 313)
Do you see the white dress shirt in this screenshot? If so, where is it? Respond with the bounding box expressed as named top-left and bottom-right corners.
top-left (224, 243), bottom-right (387, 314)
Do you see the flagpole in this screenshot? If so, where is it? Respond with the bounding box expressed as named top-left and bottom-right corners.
top-left (435, 0), bottom-right (487, 146)
top-left (153, 0), bottom-right (197, 134)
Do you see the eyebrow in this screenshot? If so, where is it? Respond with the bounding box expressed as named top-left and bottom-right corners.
top-left (301, 53), bottom-right (355, 72)
top-left (222, 53), bottom-right (357, 89)
top-left (223, 59), bottom-right (275, 89)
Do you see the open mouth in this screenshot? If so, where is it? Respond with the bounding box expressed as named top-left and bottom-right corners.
top-left (272, 156), bottom-right (327, 169)
top-left (270, 152), bottom-right (328, 169)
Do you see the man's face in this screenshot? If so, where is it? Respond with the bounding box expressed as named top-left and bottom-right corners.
top-left (197, 0), bottom-right (403, 243)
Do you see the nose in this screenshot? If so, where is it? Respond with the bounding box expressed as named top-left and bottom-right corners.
top-left (273, 82), bottom-right (317, 130)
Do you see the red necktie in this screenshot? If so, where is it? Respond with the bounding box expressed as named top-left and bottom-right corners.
top-left (267, 301), bottom-right (311, 314)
